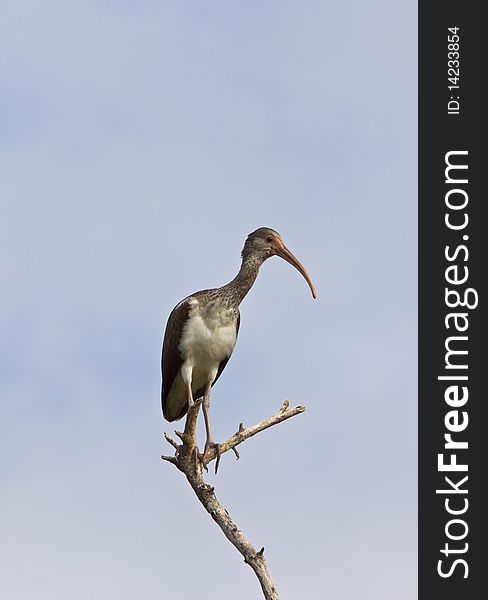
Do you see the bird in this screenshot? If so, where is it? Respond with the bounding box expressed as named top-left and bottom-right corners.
top-left (161, 227), bottom-right (316, 469)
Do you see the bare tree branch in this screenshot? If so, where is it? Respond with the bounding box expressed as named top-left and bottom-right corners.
top-left (161, 400), bottom-right (305, 600)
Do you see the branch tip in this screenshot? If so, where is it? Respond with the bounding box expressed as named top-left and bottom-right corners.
top-left (174, 430), bottom-right (186, 442)
top-left (279, 400), bottom-right (290, 412)
top-left (164, 433), bottom-right (179, 449)
top-left (160, 455), bottom-right (177, 465)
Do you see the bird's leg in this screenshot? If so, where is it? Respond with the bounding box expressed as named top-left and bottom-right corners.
top-left (187, 381), bottom-right (194, 410)
top-left (185, 382), bottom-right (201, 465)
top-left (199, 382), bottom-right (222, 473)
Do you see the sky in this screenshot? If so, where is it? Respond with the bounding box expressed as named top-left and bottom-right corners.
top-left (0, 2), bottom-right (417, 599)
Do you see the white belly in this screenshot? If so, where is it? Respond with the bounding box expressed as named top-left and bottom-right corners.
top-left (178, 311), bottom-right (237, 391)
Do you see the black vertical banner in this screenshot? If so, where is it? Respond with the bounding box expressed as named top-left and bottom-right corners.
top-left (419, 2), bottom-right (486, 599)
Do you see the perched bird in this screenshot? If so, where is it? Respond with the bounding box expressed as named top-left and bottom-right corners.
top-left (161, 227), bottom-right (316, 467)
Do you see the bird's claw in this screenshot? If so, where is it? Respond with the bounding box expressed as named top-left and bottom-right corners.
top-left (198, 441), bottom-right (222, 474)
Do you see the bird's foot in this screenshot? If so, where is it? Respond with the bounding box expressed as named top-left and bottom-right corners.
top-left (198, 441), bottom-right (222, 474)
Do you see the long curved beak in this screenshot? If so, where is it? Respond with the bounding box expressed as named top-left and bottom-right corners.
top-left (273, 241), bottom-right (317, 299)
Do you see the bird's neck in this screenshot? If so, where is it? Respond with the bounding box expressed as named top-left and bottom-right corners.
top-left (223, 254), bottom-right (263, 305)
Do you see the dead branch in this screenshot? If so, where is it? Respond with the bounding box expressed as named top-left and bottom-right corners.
top-left (161, 400), bottom-right (305, 600)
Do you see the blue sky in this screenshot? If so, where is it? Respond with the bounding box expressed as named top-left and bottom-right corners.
top-left (1, 2), bottom-right (417, 598)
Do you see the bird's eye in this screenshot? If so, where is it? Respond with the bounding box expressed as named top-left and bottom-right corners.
top-left (266, 236), bottom-right (273, 243)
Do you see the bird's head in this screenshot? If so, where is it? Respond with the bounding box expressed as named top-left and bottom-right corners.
top-left (242, 227), bottom-right (317, 299)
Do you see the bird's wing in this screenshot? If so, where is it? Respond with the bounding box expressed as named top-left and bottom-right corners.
top-left (211, 310), bottom-right (240, 389)
top-left (161, 297), bottom-right (193, 420)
